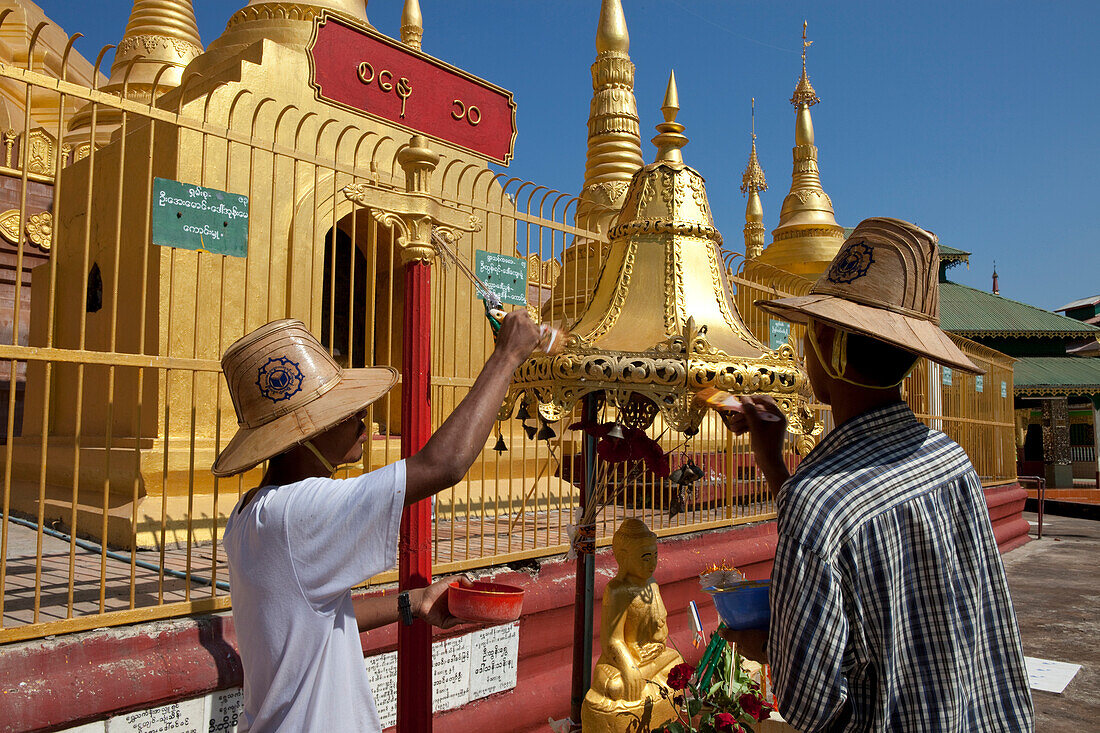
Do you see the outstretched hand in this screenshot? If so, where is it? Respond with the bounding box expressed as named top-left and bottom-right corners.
top-left (415, 575), bottom-right (472, 629)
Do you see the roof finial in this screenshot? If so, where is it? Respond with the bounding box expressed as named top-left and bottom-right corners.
top-left (751, 96), bottom-right (756, 143)
top-left (741, 98), bottom-right (767, 196)
top-left (742, 98), bottom-right (768, 259)
top-left (596, 0), bottom-right (629, 54)
top-left (652, 70), bottom-right (687, 163)
top-left (802, 21), bottom-right (812, 73)
top-left (791, 20), bottom-right (820, 108)
top-left (401, 0), bottom-right (423, 50)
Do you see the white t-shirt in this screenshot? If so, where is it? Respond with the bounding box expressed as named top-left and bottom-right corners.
top-left (223, 461), bottom-right (406, 732)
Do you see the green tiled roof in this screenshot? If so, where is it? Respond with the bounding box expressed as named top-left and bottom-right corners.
top-left (940, 282), bottom-right (1100, 338)
top-left (939, 244), bottom-right (970, 260)
top-left (1014, 356), bottom-right (1100, 396)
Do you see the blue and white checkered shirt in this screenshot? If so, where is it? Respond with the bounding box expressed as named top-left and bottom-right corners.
top-left (769, 402), bottom-right (1033, 732)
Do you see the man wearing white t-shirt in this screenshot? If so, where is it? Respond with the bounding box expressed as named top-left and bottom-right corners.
top-left (212, 312), bottom-right (540, 732)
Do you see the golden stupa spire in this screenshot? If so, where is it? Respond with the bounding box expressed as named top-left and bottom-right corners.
top-left (401, 0), bottom-right (423, 50)
top-left (546, 0), bottom-right (643, 325)
top-left (742, 99), bottom-right (767, 260)
top-left (652, 71), bottom-right (687, 163)
top-left (578, 0), bottom-right (643, 228)
top-left (67, 0), bottom-right (204, 155)
top-left (753, 20), bottom-right (844, 279)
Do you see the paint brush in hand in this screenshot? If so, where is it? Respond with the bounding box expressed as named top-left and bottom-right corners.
top-left (695, 387), bottom-right (782, 422)
top-left (484, 295), bottom-right (566, 356)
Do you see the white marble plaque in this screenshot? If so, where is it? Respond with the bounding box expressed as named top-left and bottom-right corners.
top-left (432, 634), bottom-right (472, 712)
top-left (204, 688), bottom-right (243, 733)
top-left (107, 699), bottom-right (204, 733)
top-left (469, 622), bottom-right (520, 699)
top-left (364, 650), bottom-right (399, 728)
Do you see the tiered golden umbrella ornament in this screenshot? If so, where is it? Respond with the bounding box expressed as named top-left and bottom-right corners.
top-left (503, 73), bottom-right (819, 453)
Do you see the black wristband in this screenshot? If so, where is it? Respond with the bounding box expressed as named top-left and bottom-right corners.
top-left (398, 590), bottom-right (415, 626)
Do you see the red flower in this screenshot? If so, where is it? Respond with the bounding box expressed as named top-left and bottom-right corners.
top-left (714, 712), bottom-right (742, 732)
top-left (738, 691), bottom-right (773, 722)
top-left (666, 662), bottom-right (694, 691)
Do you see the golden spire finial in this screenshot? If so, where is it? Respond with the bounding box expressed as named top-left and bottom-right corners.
top-left (579, 0), bottom-right (642, 199)
top-left (741, 98), bottom-right (767, 195)
top-left (401, 0), bottom-right (423, 50)
top-left (652, 70), bottom-right (687, 163)
top-left (552, 0), bottom-right (643, 323)
top-left (801, 21), bottom-right (812, 72)
top-left (742, 98), bottom-right (767, 259)
top-left (596, 0), bottom-right (629, 54)
top-left (791, 20), bottom-right (819, 108)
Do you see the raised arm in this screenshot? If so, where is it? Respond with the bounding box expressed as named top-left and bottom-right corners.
top-left (403, 310), bottom-right (540, 505)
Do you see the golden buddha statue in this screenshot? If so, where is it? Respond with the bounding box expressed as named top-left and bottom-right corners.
top-left (581, 518), bottom-right (683, 732)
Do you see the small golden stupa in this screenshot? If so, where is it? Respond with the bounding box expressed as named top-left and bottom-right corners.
top-left (752, 22), bottom-right (845, 280)
top-left (504, 73), bottom-right (816, 446)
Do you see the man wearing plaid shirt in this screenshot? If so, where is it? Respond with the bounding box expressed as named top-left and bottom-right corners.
top-left (727, 218), bottom-right (1033, 731)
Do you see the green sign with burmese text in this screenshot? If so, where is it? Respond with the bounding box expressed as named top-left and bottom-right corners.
top-left (769, 319), bottom-right (791, 351)
top-left (475, 250), bottom-right (527, 306)
top-left (152, 178), bottom-right (249, 257)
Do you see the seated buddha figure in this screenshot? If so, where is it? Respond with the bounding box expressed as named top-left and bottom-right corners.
top-left (581, 518), bottom-right (683, 732)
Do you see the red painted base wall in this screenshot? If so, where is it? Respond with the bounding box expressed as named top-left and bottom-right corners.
top-left (0, 485), bottom-right (1029, 733)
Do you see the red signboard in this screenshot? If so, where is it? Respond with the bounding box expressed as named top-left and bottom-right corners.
top-left (308, 12), bottom-right (517, 165)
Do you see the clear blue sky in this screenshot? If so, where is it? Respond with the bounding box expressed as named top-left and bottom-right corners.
top-left (39, 0), bottom-right (1099, 311)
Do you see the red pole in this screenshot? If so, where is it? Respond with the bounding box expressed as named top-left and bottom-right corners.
top-left (398, 259), bottom-right (432, 732)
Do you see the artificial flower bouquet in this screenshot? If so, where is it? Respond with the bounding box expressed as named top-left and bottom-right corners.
top-left (655, 647), bottom-right (773, 733)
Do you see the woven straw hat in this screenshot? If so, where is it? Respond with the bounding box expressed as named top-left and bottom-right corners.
top-left (756, 217), bottom-right (981, 374)
top-left (211, 319), bottom-right (398, 477)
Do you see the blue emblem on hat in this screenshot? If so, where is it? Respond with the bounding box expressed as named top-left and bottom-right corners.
top-left (257, 356), bottom-right (304, 403)
top-left (827, 241), bottom-right (875, 284)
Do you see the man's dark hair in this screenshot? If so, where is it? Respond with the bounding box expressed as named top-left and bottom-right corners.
top-left (844, 332), bottom-right (919, 387)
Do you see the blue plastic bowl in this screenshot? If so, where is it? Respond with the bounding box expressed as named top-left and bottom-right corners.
top-left (705, 579), bottom-right (770, 630)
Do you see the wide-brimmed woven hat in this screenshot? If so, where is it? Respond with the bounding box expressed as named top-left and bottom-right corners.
top-left (211, 319), bottom-right (399, 477)
top-left (756, 217), bottom-right (982, 374)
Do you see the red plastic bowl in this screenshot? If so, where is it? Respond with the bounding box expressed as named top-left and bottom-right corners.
top-left (448, 581), bottom-right (524, 623)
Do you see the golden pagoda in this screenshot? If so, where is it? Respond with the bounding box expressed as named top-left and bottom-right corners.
top-left (543, 0), bottom-right (643, 324)
top-left (741, 98), bottom-right (768, 260)
top-left (752, 22), bottom-right (845, 279)
top-left (508, 74), bottom-right (815, 445)
top-left (67, 0), bottom-right (204, 156)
